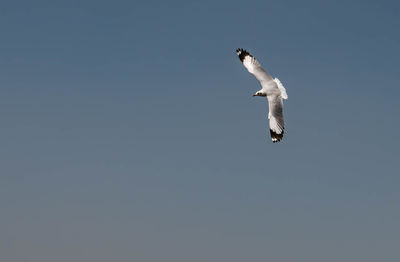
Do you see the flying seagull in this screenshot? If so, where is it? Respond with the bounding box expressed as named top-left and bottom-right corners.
top-left (236, 48), bottom-right (288, 143)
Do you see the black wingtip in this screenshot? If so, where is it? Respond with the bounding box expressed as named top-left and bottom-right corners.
top-left (270, 129), bottom-right (284, 143)
top-left (236, 48), bottom-right (251, 62)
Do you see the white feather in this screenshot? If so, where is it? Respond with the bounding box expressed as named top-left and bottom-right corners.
top-left (273, 78), bottom-right (288, 99)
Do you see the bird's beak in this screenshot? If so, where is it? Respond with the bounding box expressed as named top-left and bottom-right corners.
top-left (252, 94), bottom-right (257, 97)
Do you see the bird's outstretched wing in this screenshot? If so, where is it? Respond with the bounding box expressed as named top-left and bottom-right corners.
top-left (236, 48), bottom-right (273, 83)
top-left (267, 94), bottom-right (285, 142)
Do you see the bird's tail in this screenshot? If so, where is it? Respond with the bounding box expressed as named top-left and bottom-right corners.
top-left (273, 78), bottom-right (288, 99)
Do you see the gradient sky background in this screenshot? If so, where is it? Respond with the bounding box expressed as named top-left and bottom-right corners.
top-left (1, 0), bottom-right (400, 261)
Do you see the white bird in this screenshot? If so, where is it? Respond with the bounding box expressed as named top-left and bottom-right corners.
top-left (236, 48), bottom-right (288, 142)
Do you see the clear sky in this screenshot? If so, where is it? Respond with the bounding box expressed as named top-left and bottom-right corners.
top-left (1, 0), bottom-right (400, 261)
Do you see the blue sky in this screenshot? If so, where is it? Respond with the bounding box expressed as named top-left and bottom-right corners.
top-left (1, 0), bottom-right (400, 261)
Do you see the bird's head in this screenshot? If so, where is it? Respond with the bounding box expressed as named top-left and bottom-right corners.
top-left (253, 92), bottom-right (266, 97)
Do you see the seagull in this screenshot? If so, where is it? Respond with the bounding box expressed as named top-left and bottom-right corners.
top-left (236, 48), bottom-right (288, 143)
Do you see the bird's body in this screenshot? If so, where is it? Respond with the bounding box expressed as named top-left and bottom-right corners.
top-left (236, 48), bottom-right (288, 142)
